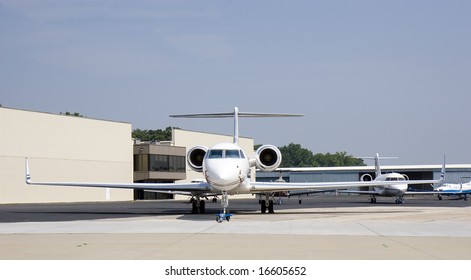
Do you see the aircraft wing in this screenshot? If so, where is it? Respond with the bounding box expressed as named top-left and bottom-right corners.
top-left (404, 190), bottom-right (442, 195)
top-left (25, 159), bottom-right (210, 192)
top-left (339, 189), bottom-right (448, 196)
top-left (288, 189), bottom-right (340, 197)
top-left (26, 178), bottom-right (211, 192)
top-left (338, 190), bottom-right (380, 195)
top-left (249, 178), bottom-right (442, 193)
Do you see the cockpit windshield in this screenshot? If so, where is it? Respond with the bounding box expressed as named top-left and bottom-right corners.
top-left (225, 150), bottom-right (240, 158)
top-left (386, 177), bottom-right (405, 181)
top-left (208, 149), bottom-right (223, 158)
top-left (207, 149), bottom-right (244, 159)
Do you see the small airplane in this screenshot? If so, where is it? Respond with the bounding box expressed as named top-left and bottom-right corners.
top-left (434, 177), bottom-right (471, 201)
top-left (338, 153), bottom-right (445, 204)
top-left (25, 107), bottom-right (444, 222)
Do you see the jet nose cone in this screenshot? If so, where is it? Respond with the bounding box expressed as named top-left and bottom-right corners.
top-left (205, 161), bottom-right (241, 190)
top-left (210, 169), bottom-right (239, 183)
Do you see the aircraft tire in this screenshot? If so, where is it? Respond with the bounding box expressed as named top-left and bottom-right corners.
top-left (268, 200), bottom-right (274, 214)
top-left (191, 201), bottom-right (198, 214)
top-left (200, 200), bottom-right (206, 214)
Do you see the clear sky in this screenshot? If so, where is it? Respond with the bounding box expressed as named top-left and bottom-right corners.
top-left (1, 0), bottom-right (470, 165)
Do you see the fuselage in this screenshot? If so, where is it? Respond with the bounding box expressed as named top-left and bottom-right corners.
top-left (373, 173), bottom-right (408, 196)
top-left (202, 142), bottom-right (251, 193)
top-left (436, 182), bottom-right (471, 193)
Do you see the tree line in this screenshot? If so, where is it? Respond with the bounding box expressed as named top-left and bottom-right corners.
top-left (278, 143), bottom-right (365, 167)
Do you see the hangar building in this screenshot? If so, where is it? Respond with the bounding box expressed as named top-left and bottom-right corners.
top-left (0, 106), bottom-right (133, 203)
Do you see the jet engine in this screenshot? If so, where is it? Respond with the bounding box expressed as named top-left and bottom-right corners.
top-left (255, 145), bottom-right (282, 172)
top-left (187, 146), bottom-right (208, 172)
top-left (360, 174), bottom-right (373, 181)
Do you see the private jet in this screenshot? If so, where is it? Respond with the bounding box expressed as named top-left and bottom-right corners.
top-left (25, 107), bottom-right (444, 222)
top-left (338, 153), bottom-right (445, 204)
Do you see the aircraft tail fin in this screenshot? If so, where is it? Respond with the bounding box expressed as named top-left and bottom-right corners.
top-left (361, 153), bottom-right (398, 178)
top-left (440, 155), bottom-right (446, 183)
top-left (170, 107), bottom-right (303, 145)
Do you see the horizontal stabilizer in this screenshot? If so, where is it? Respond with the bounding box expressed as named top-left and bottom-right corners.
top-left (170, 112), bottom-right (304, 118)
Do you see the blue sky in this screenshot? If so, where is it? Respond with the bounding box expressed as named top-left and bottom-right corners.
top-left (1, 0), bottom-right (470, 165)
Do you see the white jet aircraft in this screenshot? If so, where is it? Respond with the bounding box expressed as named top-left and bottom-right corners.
top-left (338, 153), bottom-right (445, 204)
top-left (25, 107), bottom-right (444, 222)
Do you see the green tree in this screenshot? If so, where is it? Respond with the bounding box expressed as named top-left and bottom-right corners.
top-left (278, 143), bottom-right (318, 167)
top-left (132, 126), bottom-right (174, 141)
top-left (313, 151), bottom-right (365, 167)
top-left (60, 112), bottom-right (85, 117)
top-left (278, 143), bottom-right (365, 167)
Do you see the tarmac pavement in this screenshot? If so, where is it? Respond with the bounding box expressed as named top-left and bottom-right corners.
top-left (1, 195), bottom-right (470, 260)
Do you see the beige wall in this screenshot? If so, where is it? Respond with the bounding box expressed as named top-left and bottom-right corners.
top-left (0, 107), bottom-right (133, 203)
top-left (172, 128), bottom-right (256, 183)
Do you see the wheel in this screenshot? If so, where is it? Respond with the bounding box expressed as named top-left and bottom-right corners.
top-left (261, 200), bottom-right (267, 213)
top-left (191, 201), bottom-right (198, 214)
top-left (199, 200), bottom-right (206, 214)
top-left (268, 200), bottom-right (274, 214)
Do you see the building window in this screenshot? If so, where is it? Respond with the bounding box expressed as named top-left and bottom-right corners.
top-left (134, 154), bottom-right (148, 172)
top-left (148, 154), bottom-right (186, 172)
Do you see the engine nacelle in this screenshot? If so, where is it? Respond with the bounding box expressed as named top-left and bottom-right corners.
top-left (255, 145), bottom-right (282, 172)
top-left (360, 174), bottom-right (373, 181)
top-left (187, 146), bottom-right (208, 172)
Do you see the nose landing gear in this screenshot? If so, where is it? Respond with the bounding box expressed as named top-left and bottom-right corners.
top-left (216, 191), bottom-right (233, 223)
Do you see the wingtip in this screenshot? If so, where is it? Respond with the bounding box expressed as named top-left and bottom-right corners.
top-left (25, 157), bottom-right (31, 184)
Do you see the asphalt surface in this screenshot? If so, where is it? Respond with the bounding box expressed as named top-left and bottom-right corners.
top-left (1, 194), bottom-right (470, 260)
top-left (0, 194), bottom-right (467, 223)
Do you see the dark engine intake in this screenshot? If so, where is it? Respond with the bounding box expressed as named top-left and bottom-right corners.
top-left (255, 145), bottom-right (282, 172)
top-left (360, 174), bottom-right (373, 181)
top-left (187, 146), bottom-right (208, 172)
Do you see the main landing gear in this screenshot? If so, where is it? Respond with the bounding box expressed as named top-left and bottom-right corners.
top-left (191, 197), bottom-right (206, 214)
top-left (260, 194), bottom-right (275, 214)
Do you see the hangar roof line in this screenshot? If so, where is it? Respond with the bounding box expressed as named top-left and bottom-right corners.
top-left (1, 106), bottom-right (130, 125)
top-left (275, 164), bottom-right (471, 172)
